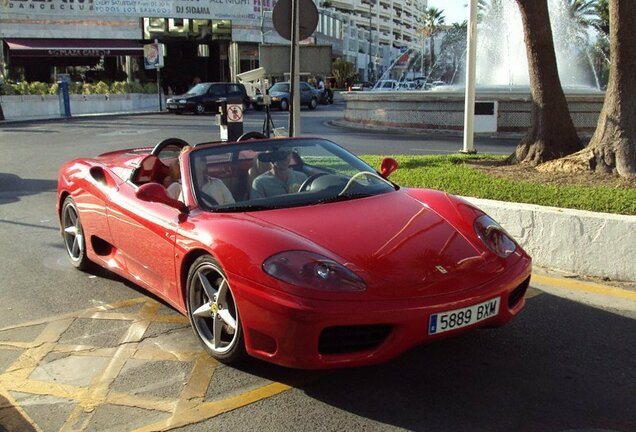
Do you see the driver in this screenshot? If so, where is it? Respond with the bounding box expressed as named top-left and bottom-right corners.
top-left (251, 149), bottom-right (307, 199)
top-left (193, 156), bottom-right (235, 205)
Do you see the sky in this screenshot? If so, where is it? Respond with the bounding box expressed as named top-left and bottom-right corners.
top-left (426, 0), bottom-right (469, 24)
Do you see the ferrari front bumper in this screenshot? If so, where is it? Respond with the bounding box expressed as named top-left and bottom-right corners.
top-left (230, 255), bottom-right (531, 369)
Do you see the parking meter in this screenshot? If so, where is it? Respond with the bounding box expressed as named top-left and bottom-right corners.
top-left (57, 73), bottom-right (71, 118)
top-left (217, 97), bottom-right (244, 142)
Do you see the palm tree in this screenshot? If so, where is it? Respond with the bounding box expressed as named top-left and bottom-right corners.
top-left (552, 0), bottom-right (636, 177)
top-left (419, 7), bottom-right (446, 78)
top-left (561, 0), bottom-right (603, 88)
top-left (510, 0), bottom-right (582, 165)
top-left (594, 0), bottom-right (609, 35)
top-left (439, 21), bottom-right (467, 84)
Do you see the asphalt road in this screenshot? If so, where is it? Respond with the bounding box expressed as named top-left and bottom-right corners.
top-left (1, 106), bottom-right (635, 432)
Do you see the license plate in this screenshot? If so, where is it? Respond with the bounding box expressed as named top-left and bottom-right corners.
top-left (429, 297), bottom-right (500, 335)
top-left (168, 104), bottom-right (178, 109)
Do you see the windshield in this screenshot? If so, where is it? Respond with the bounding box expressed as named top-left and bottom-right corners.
top-left (188, 138), bottom-right (397, 212)
top-left (186, 83), bottom-right (211, 96)
top-left (269, 83), bottom-right (290, 93)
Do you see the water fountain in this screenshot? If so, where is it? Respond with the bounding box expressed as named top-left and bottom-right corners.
top-left (343, 0), bottom-right (605, 134)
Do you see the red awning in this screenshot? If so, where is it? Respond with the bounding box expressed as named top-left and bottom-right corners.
top-left (4, 38), bottom-right (143, 57)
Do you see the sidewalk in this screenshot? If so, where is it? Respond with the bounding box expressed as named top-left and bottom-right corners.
top-left (0, 107), bottom-right (163, 124)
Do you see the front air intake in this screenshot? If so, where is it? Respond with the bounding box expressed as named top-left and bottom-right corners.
top-left (318, 325), bottom-right (392, 355)
top-left (508, 276), bottom-right (530, 309)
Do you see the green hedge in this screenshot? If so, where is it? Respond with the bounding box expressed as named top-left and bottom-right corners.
top-left (0, 80), bottom-right (157, 96)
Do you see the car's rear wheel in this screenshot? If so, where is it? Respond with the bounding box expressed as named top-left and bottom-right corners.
top-left (186, 255), bottom-right (246, 363)
top-left (280, 99), bottom-right (289, 111)
top-left (194, 103), bottom-right (205, 115)
top-left (61, 197), bottom-right (90, 270)
top-left (308, 97), bottom-right (318, 110)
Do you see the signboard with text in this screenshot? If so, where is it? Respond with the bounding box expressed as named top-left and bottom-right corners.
top-left (1, 0), bottom-right (264, 21)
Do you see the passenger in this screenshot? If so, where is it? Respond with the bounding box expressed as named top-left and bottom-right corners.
top-left (193, 156), bottom-right (235, 205)
top-left (251, 149), bottom-right (307, 199)
top-left (163, 146), bottom-right (191, 200)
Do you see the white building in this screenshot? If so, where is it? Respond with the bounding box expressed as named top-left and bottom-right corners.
top-left (319, 0), bottom-right (428, 81)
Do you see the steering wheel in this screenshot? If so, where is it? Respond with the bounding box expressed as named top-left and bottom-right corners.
top-left (338, 171), bottom-right (387, 196)
top-left (299, 173), bottom-right (329, 192)
top-left (150, 137), bottom-right (191, 156)
top-left (237, 131), bottom-right (267, 141)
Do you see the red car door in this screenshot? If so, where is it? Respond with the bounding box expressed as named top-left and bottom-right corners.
top-left (107, 181), bottom-right (180, 298)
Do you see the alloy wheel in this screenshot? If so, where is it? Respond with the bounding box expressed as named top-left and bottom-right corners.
top-left (61, 197), bottom-right (89, 269)
top-left (187, 257), bottom-right (244, 361)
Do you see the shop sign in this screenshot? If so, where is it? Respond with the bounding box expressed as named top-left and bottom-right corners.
top-left (2, 0), bottom-right (262, 20)
top-left (48, 48), bottom-right (113, 57)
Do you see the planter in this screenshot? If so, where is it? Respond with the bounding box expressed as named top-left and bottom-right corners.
top-left (0, 93), bottom-right (164, 121)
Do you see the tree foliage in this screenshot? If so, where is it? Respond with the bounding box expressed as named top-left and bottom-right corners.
top-left (419, 7), bottom-right (446, 76)
top-left (331, 58), bottom-right (355, 88)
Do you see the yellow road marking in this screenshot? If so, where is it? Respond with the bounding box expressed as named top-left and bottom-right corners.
top-left (0, 297), bottom-right (303, 431)
top-left (16, 272), bottom-right (629, 431)
top-left (134, 382), bottom-right (294, 432)
top-left (532, 273), bottom-right (636, 301)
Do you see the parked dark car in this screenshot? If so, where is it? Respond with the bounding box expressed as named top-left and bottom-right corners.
top-left (166, 82), bottom-right (250, 115)
top-left (252, 81), bottom-right (320, 111)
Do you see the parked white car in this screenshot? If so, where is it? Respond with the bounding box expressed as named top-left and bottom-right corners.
top-left (372, 80), bottom-right (399, 91)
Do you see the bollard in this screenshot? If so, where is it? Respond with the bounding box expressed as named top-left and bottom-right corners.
top-left (57, 74), bottom-right (72, 118)
top-left (217, 97), bottom-right (244, 142)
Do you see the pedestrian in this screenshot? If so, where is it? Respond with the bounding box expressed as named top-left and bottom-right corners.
top-left (190, 76), bottom-right (201, 90)
top-left (317, 76), bottom-right (325, 92)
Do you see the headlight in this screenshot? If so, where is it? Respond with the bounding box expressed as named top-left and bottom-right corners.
top-left (473, 215), bottom-right (517, 258)
top-left (271, 96), bottom-right (279, 102)
top-left (263, 251), bottom-right (366, 292)
top-left (179, 99), bottom-right (187, 103)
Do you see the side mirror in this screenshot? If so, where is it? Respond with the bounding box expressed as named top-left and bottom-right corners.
top-left (136, 183), bottom-right (188, 214)
top-left (379, 157), bottom-right (399, 178)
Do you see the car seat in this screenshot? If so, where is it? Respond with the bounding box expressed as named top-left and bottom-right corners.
top-left (132, 155), bottom-right (169, 186)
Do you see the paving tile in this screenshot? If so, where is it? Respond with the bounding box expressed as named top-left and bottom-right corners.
top-left (0, 324), bottom-right (46, 343)
top-left (29, 354), bottom-right (111, 387)
top-left (85, 404), bottom-right (171, 432)
top-left (9, 392), bottom-right (76, 432)
top-left (110, 358), bottom-right (192, 399)
top-left (58, 318), bottom-right (132, 348)
top-left (0, 348), bottom-right (22, 373)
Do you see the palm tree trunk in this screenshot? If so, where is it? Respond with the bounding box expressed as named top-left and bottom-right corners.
top-left (510, 0), bottom-right (582, 165)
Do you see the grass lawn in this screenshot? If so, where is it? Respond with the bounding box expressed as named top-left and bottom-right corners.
top-left (360, 154), bottom-right (636, 216)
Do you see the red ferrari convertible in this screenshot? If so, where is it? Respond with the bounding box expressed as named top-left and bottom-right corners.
top-left (57, 136), bottom-right (531, 369)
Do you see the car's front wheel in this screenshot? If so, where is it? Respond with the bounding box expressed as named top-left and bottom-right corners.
top-left (308, 97), bottom-right (318, 110)
top-left (279, 98), bottom-right (289, 111)
top-left (186, 255), bottom-right (246, 363)
top-left (61, 196), bottom-right (90, 270)
top-left (194, 103), bottom-right (205, 115)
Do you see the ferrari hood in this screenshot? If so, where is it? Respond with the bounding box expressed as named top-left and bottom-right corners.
top-left (251, 191), bottom-right (495, 298)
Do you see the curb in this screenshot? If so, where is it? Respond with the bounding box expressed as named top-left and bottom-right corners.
top-left (464, 197), bottom-right (636, 283)
top-left (0, 109), bottom-right (167, 125)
